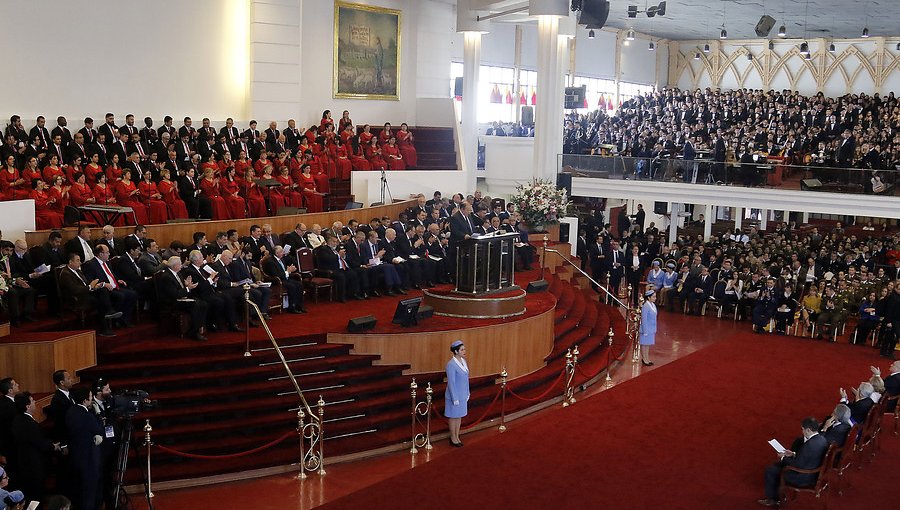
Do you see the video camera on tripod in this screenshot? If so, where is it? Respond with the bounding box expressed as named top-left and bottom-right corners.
top-left (109, 389), bottom-right (158, 419)
top-left (109, 389), bottom-right (158, 510)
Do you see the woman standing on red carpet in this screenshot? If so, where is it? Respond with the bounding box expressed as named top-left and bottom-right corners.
top-left (639, 290), bottom-right (658, 366)
top-left (445, 340), bottom-right (469, 447)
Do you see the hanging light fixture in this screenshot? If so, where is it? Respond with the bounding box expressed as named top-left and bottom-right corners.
top-left (703, 43), bottom-right (710, 53)
top-left (799, 42), bottom-right (810, 55)
top-left (649, 41), bottom-right (656, 51)
top-left (768, 40), bottom-right (775, 50)
top-left (626, 29), bottom-right (635, 41)
top-left (694, 52), bottom-right (701, 60)
top-left (747, 52), bottom-right (753, 61)
top-left (828, 42), bottom-right (836, 53)
top-left (778, 25), bottom-right (786, 37)
top-left (588, 29), bottom-right (595, 39)
top-left (896, 42), bottom-right (900, 50)
top-left (720, 28), bottom-right (727, 39)
top-left (861, 27), bottom-right (869, 38)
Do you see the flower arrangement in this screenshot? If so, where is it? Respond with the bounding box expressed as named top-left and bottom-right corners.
top-left (510, 178), bottom-right (571, 229)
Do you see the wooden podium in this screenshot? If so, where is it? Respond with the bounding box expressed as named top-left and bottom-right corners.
top-left (455, 232), bottom-right (519, 294)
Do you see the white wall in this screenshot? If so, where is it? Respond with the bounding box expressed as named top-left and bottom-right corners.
top-left (0, 0), bottom-right (249, 125)
top-left (574, 29), bottom-right (616, 79)
top-left (0, 200), bottom-right (37, 240)
top-left (350, 170), bottom-right (466, 206)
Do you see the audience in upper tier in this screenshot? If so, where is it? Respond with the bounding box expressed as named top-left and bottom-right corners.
top-left (564, 87), bottom-right (900, 189)
top-left (1, 112), bottom-right (419, 228)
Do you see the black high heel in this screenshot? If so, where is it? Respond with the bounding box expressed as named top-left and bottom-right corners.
top-left (641, 360), bottom-right (654, 366)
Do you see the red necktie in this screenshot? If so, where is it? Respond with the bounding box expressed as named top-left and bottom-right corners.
top-left (102, 262), bottom-right (118, 289)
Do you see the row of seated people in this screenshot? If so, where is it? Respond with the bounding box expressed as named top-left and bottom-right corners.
top-left (756, 362), bottom-right (899, 506)
top-left (0, 192), bottom-right (536, 337)
top-left (2, 111), bottom-right (419, 226)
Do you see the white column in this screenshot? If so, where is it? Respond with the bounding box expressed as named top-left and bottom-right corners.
top-left (802, 212), bottom-right (810, 224)
top-left (703, 204), bottom-right (713, 241)
top-left (532, 14), bottom-right (566, 182)
top-left (760, 209), bottom-right (768, 231)
top-left (734, 207), bottom-right (743, 230)
top-left (461, 32), bottom-right (482, 193)
top-left (667, 202), bottom-right (678, 246)
top-left (782, 210), bottom-right (790, 224)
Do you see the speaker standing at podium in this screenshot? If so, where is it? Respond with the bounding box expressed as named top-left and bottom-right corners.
top-left (449, 202), bottom-right (475, 281)
top-left (445, 340), bottom-right (469, 448)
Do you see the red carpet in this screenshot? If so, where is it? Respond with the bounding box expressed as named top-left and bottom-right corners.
top-left (319, 333), bottom-right (896, 510)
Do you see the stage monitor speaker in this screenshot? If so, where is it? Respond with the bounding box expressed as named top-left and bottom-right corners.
top-left (653, 201), bottom-right (667, 215)
top-left (276, 207), bottom-right (306, 216)
top-left (417, 305), bottom-right (434, 321)
top-left (344, 201), bottom-right (363, 210)
top-left (347, 315), bottom-right (377, 332)
top-left (800, 178), bottom-right (823, 191)
top-left (527, 280), bottom-right (549, 293)
top-left (392, 297), bottom-right (423, 327)
top-left (578, 0), bottom-right (610, 29)
top-left (454, 76), bottom-right (463, 98)
top-left (755, 15), bottom-right (776, 37)
top-left (521, 105), bottom-right (534, 126)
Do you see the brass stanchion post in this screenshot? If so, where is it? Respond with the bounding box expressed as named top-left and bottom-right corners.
top-left (317, 396), bottom-right (326, 475)
top-left (540, 235), bottom-right (549, 281)
top-left (143, 419), bottom-right (154, 499)
top-left (424, 383), bottom-right (433, 450)
top-left (499, 368), bottom-right (508, 432)
top-left (605, 327), bottom-right (615, 384)
top-left (243, 284), bottom-right (252, 357)
top-left (297, 409), bottom-right (307, 480)
top-left (409, 379), bottom-right (418, 454)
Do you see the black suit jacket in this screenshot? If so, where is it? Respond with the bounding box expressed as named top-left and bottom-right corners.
top-left (179, 263), bottom-right (217, 297)
top-left (783, 433), bottom-right (829, 486)
top-left (823, 422), bottom-right (852, 448)
top-left (344, 239), bottom-right (367, 269)
top-left (65, 404), bottom-right (103, 474)
top-left (847, 396), bottom-right (875, 425)
top-left (46, 388), bottom-right (73, 442)
top-left (11, 413), bottom-right (53, 486)
top-left (315, 245), bottom-right (344, 273)
top-left (884, 373), bottom-right (900, 412)
top-left (112, 254), bottom-right (144, 290)
top-left (361, 238), bottom-right (387, 262)
top-left (261, 255), bottom-right (293, 282)
top-left (449, 211), bottom-right (475, 244)
top-left (155, 269), bottom-right (189, 302)
top-left (0, 396), bottom-right (15, 456)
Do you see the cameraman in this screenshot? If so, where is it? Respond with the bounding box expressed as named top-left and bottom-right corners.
top-left (91, 379), bottom-right (117, 510)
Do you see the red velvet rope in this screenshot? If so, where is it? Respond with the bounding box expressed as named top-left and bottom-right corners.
top-left (506, 368), bottom-right (567, 402)
top-left (432, 386), bottom-right (502, 428)
top-left (154, 430), bottom-right (295, 460)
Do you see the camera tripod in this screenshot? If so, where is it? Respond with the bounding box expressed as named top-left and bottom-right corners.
top-left (111, 417), bottom-right (154, 510)
top-left (380, 169), bottom-right (393, 205)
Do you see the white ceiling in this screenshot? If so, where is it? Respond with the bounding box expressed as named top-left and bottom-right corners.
top-left (472, 0), bottom-right (900, 41)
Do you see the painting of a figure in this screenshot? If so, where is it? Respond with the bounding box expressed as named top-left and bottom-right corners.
top-left (334, 2), bottom-right (400, 100)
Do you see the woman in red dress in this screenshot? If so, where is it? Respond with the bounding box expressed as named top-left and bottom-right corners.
top-left (65, 155), bottom-right (83, 185)
top-left (378, 122), bottom-right (393, 147)
top-left (258, 165), bottom-right (287, 214)
top-left (69, 172), bottom-right (96, 207)
top-left (114, 169), bottom-right (150, 225)
top-left (304, 125), bottom-right (319, 145)
top-left (253, 152), bottom-right (272, 175)
top-left (157, 168), bottom-right (189, 220)
top-left (200, 154), bottom-right (219, 177)
top-left (365, 137), bottom-right (388, 171)
top-left (338, 110), bottom-right (353, 134)
top-left (359, 124), bottom-right (374, 146)
top-left (383, 136), bottom-right (406, 170)
top-left (105, 153), bottom-right (123, 182)
top-left (349, 136), bottom-right (372, 171)
top-left (241, 168), bottom-right (268, 218)
top-left (234, 151), bottom-right (251, 178)
top-left (84, 152), bottom-right (104, 187)
top-left (30, 179), bottom-right (64, 229)
top-left (0, 155), bottom-right (28, 200)
top-left (199, 167), bottom-right (230, 220)
top-left (332, 137), bottom-right (352, 180)
top-left (220, 166), bottom-right (247, 219)
top-left (275, 166), bottom-right (304, 208)
top-left (138, 170), bottom-right (170, 224)
top-left (319, 110), bottom-right (334, 134)
top-left (92, 173), bottom-right (117, 206)
top-left (298, 164), bottom-right (325, 213)
top-left (273, 151), bottom-right (290, 173)
top-left (397, 123), bottom-right (418, 168)
top-left (47, 175), bottom-right (70, 216)
top-left (217, 151), bottom-right (235, 177)
top-left (306, 151), bottom-right (330, 193)
top-left (22, 157), bottom-right (42, 187)
top-left (42, 154), bottom-right (66, 184)
top-left (340, 123), bottom-right (355, 145)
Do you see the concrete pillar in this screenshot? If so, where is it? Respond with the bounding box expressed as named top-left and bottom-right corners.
top-left (760, 209), bottom-right (768, 231)
top-left (703, 204), bottom-right (713, 241)
top-left (457, 0), bottom-right (488, 194)
top-left (667, 202), bottom-right (678, 246)
top-left (802, 212), bottom-right (810, 225)
top-left (782, 210), bottom-right (790, 224)
top-left (532, 13), bottom-right (567, 181)
top-left (734, 207), bottom-right (743, 230)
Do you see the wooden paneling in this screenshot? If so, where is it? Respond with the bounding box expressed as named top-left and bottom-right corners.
top-left (423, 289), bottom-right (526, 318)
top-left (328, 308), bottom-right (554, 379)
top-left (24, 200), bottom-right (417, 249)
top-left (0, 331), bottom-right (96, 394)
top-left (0, 322), bottom-right (9, 337)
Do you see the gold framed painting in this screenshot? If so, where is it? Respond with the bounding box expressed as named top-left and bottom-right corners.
top-left (333, 1), bottom-right (401, 100)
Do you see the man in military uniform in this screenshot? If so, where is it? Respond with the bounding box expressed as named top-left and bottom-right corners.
top-left (816, 285), bottom-right (847, 341)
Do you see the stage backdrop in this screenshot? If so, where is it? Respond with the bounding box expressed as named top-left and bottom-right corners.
top-left (334, 1), bottom-right (401, 100)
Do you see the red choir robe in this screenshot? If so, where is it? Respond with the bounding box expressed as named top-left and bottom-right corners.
top-left (158, 180), bottom-right (189, 219)
top-left (298, 173), bottom-right (324, 213)
top-left (114, 180), bottom-right (150, 225)
top-left (274, 174), bottom-right (304, 208)
top-left (239, 176), bottom-right (268, 218)
top-left (365, 145), bottom-right (387, 171)
top-left (333, 144), bottom-right (352, 180)
top-left (199, 178), bottom-right (230, 220)
top-left (42, 165), bottom-right (65, 184)
top-left (349, 145), bottom-right (371, 171)
top-left (220, 178), bottom-right (247, 219)
top-left (69, 182), bottom-right (95, 207)
top-left (31, 188), bottom-right (65, 229)
top-left (84, 163), bottom-right (104, 187)
top-left (0, 168), bottom-right (29, 200)
top-left (139, 180), bottom-right (170, 224)
top-left (396, 130), bottom-right (418, 167)
top-left (382, 144), bottom-right (406, 170)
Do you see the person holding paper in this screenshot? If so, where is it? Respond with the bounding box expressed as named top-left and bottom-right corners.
top-left (361, 231), bottom-right (404, 296)
top-left (758, 417), bottom-right (828, 507)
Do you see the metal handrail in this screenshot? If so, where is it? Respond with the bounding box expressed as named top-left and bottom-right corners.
top-left (541, 243), bottom-right (631, 311)
top-left (242, 286), bottom-right (317, 420)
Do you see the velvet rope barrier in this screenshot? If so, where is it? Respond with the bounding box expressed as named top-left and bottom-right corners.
top-left (505, 368), bottom-right (567, 402)
top-left (432, 386), bottom-right (503, 430)
top-left (154, 430), bottom-right (295, 460)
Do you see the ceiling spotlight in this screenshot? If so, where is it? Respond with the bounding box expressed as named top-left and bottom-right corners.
top-left (694, 52), bottom-right (701, 60)
top-left (649, 41), bottom-right (656, 51)
top-left (778, 25), bottom-right (786, 37)
top-left (720, 28), bottom-right (728, 39)
top-left (861, 27), bottom-right (869, 38)
top-left (896, 42), bottom-right (900, 50)
top-left (799, 42), bottom-right (809, 55)
top-left (588, 29), bottom-right (595, 39)
top-left (768, 40), bottom-right (775, 50)
top-left (828, 43), bottom-right (835, 53)
top-left (626, 30), bottom-right (635, 41)
top-left (646, 6), bottom-right (658, 17)
top-left (804, 52), bottom-right (811, 60)
top-left (703, 43), bottom-right (710, 53)
top-left (747, 52), bottom-right (753, 61)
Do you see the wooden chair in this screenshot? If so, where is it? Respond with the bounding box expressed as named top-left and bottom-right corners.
top-left (296, 248), bottom-right (333, 303)
top-left (832, 423), bottom-right (860, 496)
top-left (778, 442), bottom-right (838, 508)
top-left (54, 265), bottom-right (89, 328)
top-left (152, 271), bottom-right (190, 338)
top-left (883, 395), bottom-right (899, 437)
top-left (705, 280), bottom-right (727, 318)
top-left (855, 400), bottom-right (886, 465)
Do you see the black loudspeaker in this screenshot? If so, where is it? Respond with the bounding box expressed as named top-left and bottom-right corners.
top-left (578, 0), bottom-right (610, 29)
top-left (564, 85), bottom-right (587, 109)
top-left (417, 305), bottom-right (434, 320)
top-left (755, 15), bottom-right (776, 37)
top-left (521, 106), bottom-right (534, 126)
top-left (527, 280), bottom-right (549, 293)
top-left (347, 315), bottom-right (377, 332)
top-left (557, 172), bottom-right (573, 201)
top-left (653, 201), bottom-right (667, 215)
top-left (558, 220), bottom-right (570, 243)
top-left (800, 178), bottom-right (823, 191)
top-left (454, 77), bottom-right (463, 98)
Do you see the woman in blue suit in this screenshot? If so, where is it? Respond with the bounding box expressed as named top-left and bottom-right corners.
top-left (639, 290), bottom-right (658, 366)
top-left (445, 340), bottom-right (469, 447)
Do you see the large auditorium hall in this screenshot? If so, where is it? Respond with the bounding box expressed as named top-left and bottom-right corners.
top-left (1, 1), bottom-right (899, 509)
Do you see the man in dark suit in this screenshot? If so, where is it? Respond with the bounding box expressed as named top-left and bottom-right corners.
top-left (82, 245), bottom-right (138, 326)
top-left (66, 387), bottom-right (104, 510)
top-left (588, 233), bottom-right (607, 291)
top-left (156, 256), bottom-right (207, 341)
top-left (316, 235), bottom-right (364, 302)
top-left (394, 224), bottom-right (428, 288)
top-left (283, 223), bottom-right (313, 251)
top-left (243, 225), bottom-right (267, 264)
top-left (180, 249), bottom-right (243, 332)
top-left (361, 230), bottom-right (404, 295)
top-left (261, 245), bottom-right (307, 313)
top-left (344, 230), bottom-right (377, 296)
top-left (820, 404), bottom-right (853, 448)
top-left (264, 122), bottom-right (280, 145)
top-left (112, 239), bottom-right (150, 303)
top-left (685, 265), bottom-right (714, 315)
top-left (208, 250), bottom-right (264, 325)
top-left (449, 202), bottom-right (476, 279)
top-left (0, 377), bottom-right (18, 461)
top-left (67, 131), bottom-right (89, 165)
top-left (45, 369), bottom-right (75, 443)
top-left (29, 116), bottom-right (51, 150)
top-left (840, 382), bottom-right (875, 425)
top-left (157, 116), bottom-right (177, 142)
top-left (759, 417), bottom-right (829, 507)
top-left (79, 117), bottom-right (98, 145)
top-left (260, 224), bottom-right (280, 255)
top-left (178, 117), bottom-right (196, 141)
top-left (57, 253), bottom-right (121, 337)
top-left (11, 392), bottom-right (59, 505)
top-left (605, 240), bottom-right (625, 297)
top-left (225, 249), bottom-right (272, 320)
top-left (219, 118), bottom-right (240, 146)
top-left (137, 239), bottom-right (165, 276)
top-left (881, 360), bottom-right (900, 412)
top-left (835, 129), bottom-right (856, 169)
